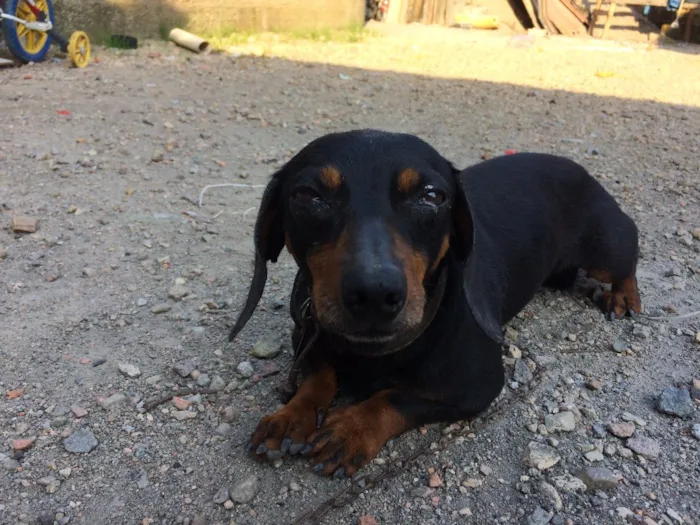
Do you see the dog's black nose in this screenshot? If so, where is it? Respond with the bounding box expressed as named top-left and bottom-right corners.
top-left (341, 266), bottom-right (407, 323)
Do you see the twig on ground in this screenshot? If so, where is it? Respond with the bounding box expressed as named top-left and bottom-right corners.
top-left (198, 183), bottom-right (266, 207)
top-left (143, 387), bottom-right (218, 411)
top-left (641, 310), bottom-right (700, 321)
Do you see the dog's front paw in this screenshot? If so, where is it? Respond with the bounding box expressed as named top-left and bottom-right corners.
top-left (249, 402), bottom-right (323, 461)
top-left (602, 288), bottom-right (642, 321)
top-left (304, 406), bottom-right (388, 478)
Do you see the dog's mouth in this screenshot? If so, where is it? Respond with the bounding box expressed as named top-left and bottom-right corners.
top-left (342, 330), bottom-right (399, 344)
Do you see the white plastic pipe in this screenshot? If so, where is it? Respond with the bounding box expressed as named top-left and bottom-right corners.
top-left (169, 28), bottom-right (210, 54)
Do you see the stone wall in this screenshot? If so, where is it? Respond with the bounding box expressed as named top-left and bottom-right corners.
top-left (54, 0), bottom-right (366, 40)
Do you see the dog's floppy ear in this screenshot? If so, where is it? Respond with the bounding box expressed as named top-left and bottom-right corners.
top-left (228, 167), bottom-right (288, 342)
top-left (450, 167), bottom-right (505, 344)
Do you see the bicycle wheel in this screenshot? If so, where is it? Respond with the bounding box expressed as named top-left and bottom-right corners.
top-left (1, 0), bottom-right (55, 63)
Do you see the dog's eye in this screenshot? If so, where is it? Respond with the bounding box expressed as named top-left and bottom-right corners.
top-left (418, 187), bottom-right (446, 206)
top-left (291, 188), bottom-right (322, 206)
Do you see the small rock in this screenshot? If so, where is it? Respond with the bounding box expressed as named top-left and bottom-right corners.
top-left (463, 478), bottom-right (482, 488)
top-left (524, 442), bottom-right (561, 470)
top-left (83, 267), bottom-right (97, 278)
top-left (576, 466), bottom-right (621, 491)
top-left (237, 361), bottom-right (254, 378)
top-left (137, 297), bottom-right (148, 307)
top-left (209, 375), bottom-right (226, 392)
top-left (171, 410), bottom-right (196, 421)
top-left (38, 511), bottom-right (55, 525)
top-left (196, 374), bottom-right (211, 387)
top-left (230, 474), bottom-right (260, 503)
top-left (190, 369), bottom-right (202, 380)
top-left (172, 397), bottom-right (191, 410)
top-left (617, 507), bottom-right (635, 519)
top-left (428, 472), bottom-right (443, 488)
top-left (608, 421), bottom-right (636, 438)
top-left (691, 378), bottom-right (700, 400)
top-left (63, 428), bottom-right (98, 454)
top-left (358, 516), bottom-right (378, 525)
top-left (459, 507), bottom-right (473, 516)
top-left (118, 363), bottom-right (141, 378)
top-left (144, 375), bottom-right (161, 385)
top-left (71, 405), bottom-right (88, 418)
top-left (289, 481), bottom-right (302, 492)
top-left (173, 359), bottom-right (197, 377)
top-left (250, 338), bottom-right (282, 359)
top-left (11, 216), bottom-right (39, 233)
top-left (151, 303), bottom-right (171, 314)
top-left (12, 439), bottom-right (33, 451)
top-left (632, 325), bottom-right (650, 339)
top-left (657, 387), bottom-right (694, 418)
top-left (666, 508), bottom-right (684, 524)
top-left (137, 470), bottom-right (149, 489)
top-left (151, 149), bottom-right (165, 162)
top-left (691, 424), bottom-right (700, 440)
top-left (514, 359), bottom-right (534, 384)
top-left (99, 393), bottom-right (126, 409)
top-left (59, 467), bottom-right (72, 478)
top-left (591, 423), bottom-right (607, 438)
top-left (213, 486), bottom-right (230, 504)
top-left (260, 361), bottom-right (281, 377)
top-left (480, 464), bottom-right (493, 476)
top-left (586, 378), bottom-right (603, 391)
top-left (584, 450), bottom-right (604, 462)
top-left (621, 412), bottom-right (646, 426)
top-left (508, 345), bottom-right (522, 359)
top-left (222, 406), bottom-right (236, 422)
top-left (168, 283), bottom-right (189, 301)
top-left (411, 486), bottom-right (433, 497)
top-left (545, 411), bottom-right (576, 432)
top-left (626, 436), bottom-right (660, 459)
top-left (528, 506), bottom-right (554, 525)
top-left (612, 339), bottom-right (628, 353)
top-left (539, 481), bottom-right (563, 511)
top-left (216, 423), bottom-right (231, 435)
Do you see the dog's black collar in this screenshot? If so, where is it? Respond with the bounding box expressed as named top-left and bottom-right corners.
top-left (277, 265), bottom-right (449, 403)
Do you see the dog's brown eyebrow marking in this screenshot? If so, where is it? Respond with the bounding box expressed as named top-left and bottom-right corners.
top-left (397, 168), bottom-right (420, 193)
top-left (320, 166), bottom-right (342, 191)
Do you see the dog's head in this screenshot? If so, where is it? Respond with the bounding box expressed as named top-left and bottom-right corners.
top-left (229, 129), bottom-right (497, 355)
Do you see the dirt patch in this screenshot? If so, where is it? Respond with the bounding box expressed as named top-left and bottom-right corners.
top-left (0, 25), bottom-right (699, 525)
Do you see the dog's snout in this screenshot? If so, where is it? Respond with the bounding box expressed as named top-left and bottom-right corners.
top-left (341, 266), bottom-right (407, 323)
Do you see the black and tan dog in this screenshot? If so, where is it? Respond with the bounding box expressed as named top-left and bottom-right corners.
top-left (228, 129), bottom-right (641, 478)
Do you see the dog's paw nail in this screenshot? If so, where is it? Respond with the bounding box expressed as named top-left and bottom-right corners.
top-left (289, 443), bottom-right (304, 455)
top-left (316, 409), bottom-right (326, 428)
top-left (245, 440), bottom-right (254, 452)
top-left (605, 311), bottom-right (616, 321)
top-left (266, 449), bottom-right (283, 461)
top-left (628, 311), bottom-right (637, 320)
top-left (280, 438), bottom-right (292, 454)
top-left (313, 463), bottom-right (325, 473)
top-left (333, 467), bottom-right (346, 479)
top-left (300, 444), bottom-right (313, 456)
top-left (255, 444), bottom-right (267, 455)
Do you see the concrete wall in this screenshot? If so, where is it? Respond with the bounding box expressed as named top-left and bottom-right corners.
top-left (54, 0), bottom-right (366, 40)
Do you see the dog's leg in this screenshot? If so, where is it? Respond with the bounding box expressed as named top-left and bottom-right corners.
top-left (304, 389), bottom-right (478, 478)
top-left (580, 208), bottom-right (642, 320)
top-left (249, 362), bottom-right (337, 461)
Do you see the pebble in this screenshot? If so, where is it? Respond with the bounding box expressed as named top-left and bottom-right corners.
top-left (552, 474), bottom-right (587, 493)
top-left (289, 481), bottom-right (301, 492)
top-left (632, 325), bottom-right (651, 339)
top-left (63, 428), bottom-right (98, 453)
top-left (656, 387), bottom-right (694, 418)
top-left (528, 506), bottom-right (554, 525)
top-left (173, 359), bottom-right (197, 377)
top-left (145, 375), bottom-right (161, 385)
top-left (358, 516), bottom-right (378, 525)
top-left (514, 359), bottom-right (534, 384)
top-left (137, 297), bottom-right (148, 307)
top-left (539, 481), bottom-right (563, 511)
top-left (250, 338), bottom-right (282, 359)
top-left (137, 471), bottom-right (149, 489)
top-left (59, 467), bottom-right (72, 478)
top-left (691, 378), bottom-right (700, 400)
top-left (508, 344), bottom-right (522, 359)
top-left (617, 507), bottom-right (635, 519)
top-left (428, 472), bottom-right (443, 488)
top-left (611, 339), bottom-right (628, 353)
top-left (666, 509), bottom-right (684, 524)
top-left (13, 438), bottom-right (33, 451)
top-left (260, 361), bottom-right (281, 377)
top-left (216, 423), bottom-right (231, 435)
top-left (118, 363), bottom-right (141, 378)
top-left (237, 361), bottom-right (254, 378)
top-left (99, 393), bottom-right (126, 409)
top-left (691, 424), bottom-right (700, 440)
top-left (412, 486), bottom-right (433, 497)
top-left (524, 442), bottom-right (561, 470)
top-left (544, 411), bottom-right (576, 432)
top-left (209, 375), bottom-right (226, 392)
top-left (591, 423), bottom-right (607, 438)
top-left (222, 406), bottom-right (236, 422)
top-left (586, 378), bottom-right (603, 391)
top-left (171, 411), bottom-right (197, 421)
top-left (196, 374), bottom-right (211, 387)
top-left (223, 500), bottom-right (234, 510)
top-left (83, 267), bottom-right (97, 278)
top-left (576, 466), bottom-right (621, 491)
top-left (151, 303), bottom-right (172, 314)
top-left (459, 508), bottom-right (473, 516)
top-left (626, 437), bottom-right (660, 459)
top-left (621, 412), bottom-right (646, 426)
top-left (172, 397), bottom-right (191, 410)
top-left (168, 283), bottom-right (190, 301)
top-left (213, 486), bottom-right (230, 504)
top-left (584, 450), bottom-right (604, 462)
top-left (71, 405), bottom-right (88, 418)
top-left (38, 511), bottom-right (55, 525)
top-left (151, 149), bottom-right (165, 162)
top-left (608, 421), bottom-right (636, 438)
top-left (480, 464), bottom-right (493, 476)
top-left (230, 474), bottom-right (260, 503)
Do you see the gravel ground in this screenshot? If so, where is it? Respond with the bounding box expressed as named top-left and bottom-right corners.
top-left (1, 23), bottom-right (699, 525)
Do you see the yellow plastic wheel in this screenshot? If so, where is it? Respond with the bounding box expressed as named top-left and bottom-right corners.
top-left (67, 31), bottom-right (91, 68)
top-left (13, 0), bottom-right (51, 56)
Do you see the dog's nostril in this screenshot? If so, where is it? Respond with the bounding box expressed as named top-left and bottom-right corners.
top-left (347, 291), bottom-right (368, 308)
top-left (384, 291), bottom-right (403, 309)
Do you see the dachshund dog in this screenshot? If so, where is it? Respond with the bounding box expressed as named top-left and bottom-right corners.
top-left (228, 129), bottom-right (641, 478)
